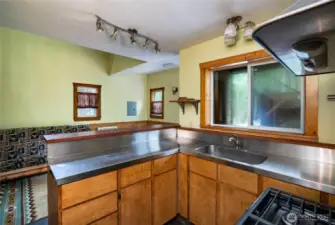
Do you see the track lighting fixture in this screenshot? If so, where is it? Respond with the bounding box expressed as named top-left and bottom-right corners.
top-left (96, 18), bottom-right (104, 32)
top-left (95, 15), bottom-right (160, 54)
top-left (223, 16), bottom-right (255, 46)
top-left (243, 21), bottom-right (256, 41)
top-left (224, 16), bottom-right (242, 46)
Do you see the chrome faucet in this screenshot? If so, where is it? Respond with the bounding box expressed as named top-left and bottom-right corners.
top-left (228, 135), bottom-right (243, 149)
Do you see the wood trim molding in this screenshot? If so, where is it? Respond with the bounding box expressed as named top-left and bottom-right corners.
top-left (73, 83), bottom-right (102, 122)
top-left (0, 164), bottom-right (48, 182)
top-left (199, 50), bottom-right (319, 142)
top-left (150, 87), bottom-right (165, 119)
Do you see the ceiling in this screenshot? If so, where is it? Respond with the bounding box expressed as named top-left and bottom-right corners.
top-left (0, 0), bottom-right (294, 74)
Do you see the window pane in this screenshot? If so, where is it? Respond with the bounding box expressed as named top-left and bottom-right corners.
top-left (77, 108), bottom-right (97, 117)
top-left (153, 91), bottom-right (163, 101)
top-left (213, 67), bottom-right (248, 126)
top-left (251, 63), bottom-right (302, 130)
top-left (77, 86), bottom-right (98, 93)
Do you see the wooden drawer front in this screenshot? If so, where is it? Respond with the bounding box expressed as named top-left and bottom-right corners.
top-left (219, 164), bottom-right (258, 194)
top-left (62, 192), bottom-right (117, 225)
top-left (189, 156), bottom-right (217, 180)
top-left (120, 161), bottom-right (151, 188)
top-left (262, 177), bottom-right (320, 201)
top-left (90, 213), bottom-right (117, 225)
top-left (61, 171), bottom-right (117, 209)
top-left (153, 154), bottom-right (177, 175)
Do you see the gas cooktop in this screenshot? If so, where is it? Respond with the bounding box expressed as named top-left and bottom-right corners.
top-left (237, 188), bottom-right (335, 225)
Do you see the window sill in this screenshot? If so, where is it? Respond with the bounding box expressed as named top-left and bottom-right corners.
top-left (200, 125), bottom-right (318, 145)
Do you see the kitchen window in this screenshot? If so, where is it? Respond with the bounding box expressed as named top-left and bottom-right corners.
top-left (150, 87), bottom-right (164, 119)
top-left (200, 50), bottom-right (318, 142)
top-left (73, 83), bottom-right (101, 121)
top-left (213, 61), bottom-right (304, 133)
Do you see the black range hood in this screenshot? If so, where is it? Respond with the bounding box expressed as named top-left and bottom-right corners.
top-left (252, 0), bottom-right (335, 76)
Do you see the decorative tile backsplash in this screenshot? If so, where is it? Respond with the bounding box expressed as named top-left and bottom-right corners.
top-left (0, 125), bottom-right (91, 173)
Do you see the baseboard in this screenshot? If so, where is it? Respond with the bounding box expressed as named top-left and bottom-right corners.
top-left (0, 164), bottom-right (48, 182)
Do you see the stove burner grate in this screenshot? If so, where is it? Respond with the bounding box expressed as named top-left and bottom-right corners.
top-left (237, 188), bottom-right (335, 225)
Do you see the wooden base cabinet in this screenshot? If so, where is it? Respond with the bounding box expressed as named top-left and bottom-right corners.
top-left (217, 183), bottom-right (257, 225)
top-left (153, 169), bottom-right (177, 225)
top-left (119, 179), bottom-right (152, 225)
top-left (189, 173), bottom-right (217, 225)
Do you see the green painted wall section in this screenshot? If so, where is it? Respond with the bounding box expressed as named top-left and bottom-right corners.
top-left (147, 69), bottom-right (179, 123)
top-left (0, 27), bottom-right (147, 129)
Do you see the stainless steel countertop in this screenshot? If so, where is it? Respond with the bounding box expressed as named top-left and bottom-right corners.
top-left (50, 138), bottom-right (335, 194)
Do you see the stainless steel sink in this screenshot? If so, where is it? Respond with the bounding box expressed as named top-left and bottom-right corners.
top-left (194, 145), bottom-right (267, 165)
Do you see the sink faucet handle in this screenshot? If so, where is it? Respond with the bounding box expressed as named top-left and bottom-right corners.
top-left (228, 135), bottom-right (243, 149)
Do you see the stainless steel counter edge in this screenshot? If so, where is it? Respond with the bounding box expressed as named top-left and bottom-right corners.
top-left (180, 148), bottom-right (335, 195)
top-left (51, 148), bottom-right (179, 186)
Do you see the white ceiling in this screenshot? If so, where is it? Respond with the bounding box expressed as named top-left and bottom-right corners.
top-left (0, 0), bottom-right (294, 74)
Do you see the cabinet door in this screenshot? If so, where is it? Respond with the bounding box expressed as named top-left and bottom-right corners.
top-left (218, 182), bottom-right (256, 225)
top-left (119, 179), bottom-right (151, 225)
top-left (189, 172), bottom-right (216, 225)
top-left (154, 170), bottom-right (177, 225)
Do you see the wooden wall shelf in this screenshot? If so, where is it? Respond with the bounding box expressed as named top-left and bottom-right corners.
top-left (169, 99), bottom-right (200, 115)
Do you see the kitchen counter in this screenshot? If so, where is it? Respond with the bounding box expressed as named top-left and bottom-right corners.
top-left (49, 138), bottom-right (335, 194)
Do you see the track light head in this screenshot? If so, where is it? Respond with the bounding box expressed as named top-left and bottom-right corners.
top-left (110, 28), bottom-right (118, 40)
top-left (96, 18), bottom-right (104, 32)
top-left (130, 34), bottom-right (136, 45)
top-left (155, 44), bottom-right (160, 53)
top-left (143, 39), bottom-right (150, 47)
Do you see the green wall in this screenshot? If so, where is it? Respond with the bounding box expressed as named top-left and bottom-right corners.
top-left (147, 69), bottom-right (179, 123)
top-left (0, 27), bottom-right (147, 129)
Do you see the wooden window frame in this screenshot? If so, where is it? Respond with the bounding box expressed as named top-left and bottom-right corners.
top-left (73, 83), bottom-right (102, 121)
top-left (200, 50), bottom-right (318, 143)
top-left (150, 87), bottom-right (165, 119)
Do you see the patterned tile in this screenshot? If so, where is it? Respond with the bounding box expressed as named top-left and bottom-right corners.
top-left (0, 125), bottom-right (90, 172)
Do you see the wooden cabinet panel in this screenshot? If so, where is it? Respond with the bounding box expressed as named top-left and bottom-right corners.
top-left (120, 179), bottom-right (152, 225)
top-left (189, 156), bottom-right (217, 180)
top-left (261, 176), bottom-right (320, 201)
top-left (219, 164), bottom-right (258, 194)
top-left (178, 153), bottom-right (188, 218)
top-left (154, 169), bottom-right (177, 225)
top-left (62, 192), bottom-right (117, 225)
top-left (90, 213), bottom-right (117, 225)
top-left (189, 172), bottom-right (216, 225)
top-left (153, 154), bottom-right (177, 175)
top-left (120, 161), bottom-right (151, 188)
top-left (218, 182), bottom-right (256, 225)
top-left (329, 194), bottom-right (335, 206)
top-left (61, 171), bottom-right (117, 209)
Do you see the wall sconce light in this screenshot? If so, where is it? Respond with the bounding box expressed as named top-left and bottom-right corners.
top-left (172, 87), bottom-right (179, 95)
top-left (244, 21), bottom-right (256, 41)
top-left (224, 16), bottom-right (242, 47)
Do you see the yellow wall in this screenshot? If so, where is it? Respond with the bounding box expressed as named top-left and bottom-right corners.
top-left (179, 33), bottom-right (335, 144)
top-left (147, 69), bottom-right (179, 123)
top-left (0, 27), bottom-right (147, 129)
